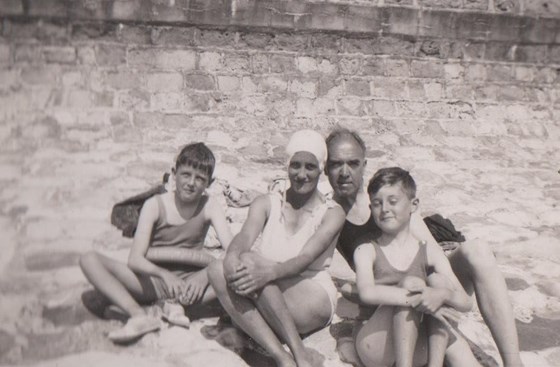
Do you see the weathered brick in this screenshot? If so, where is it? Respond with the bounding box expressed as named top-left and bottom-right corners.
top-left (514, 66), bottom-right (534, 82)
top-left (134, 111), bottom-right (164, 128)
top-left (418, 39), bottom-right (450, 58)
top-left (445, 84), bottom-right (474, 100)
top-left (273, 33), bottom-right (309, 53)
top-left (373, 36), bottom-right (416, 57)
top-left (465, 64), bottom-right (487, 81)
top-left (496, 85), bottom-right (525, 101)
top-left (77, 46), bottom-right (96, 65)
top-left (0, 44), bottom-right (11, 64)
top-left (251, 54), bottom-right (269, 74)
top-left (420, 0), bottom-right (462, 9)
top-left (534, 67), bottom-right (558, 84)
top-left (129, 48), bottom-right (196, 70)
top-left (385, 59), bottom-right (409, 77)
top-left (241, 77), bottom-right (258, 94)
top-left (457, 13), bottom-right (492, 41)
top-left (474, 84), bottom-right (499, 101)
top-left (0, 70), bottom-right (19, 89)
top-left (152, 27), bottom-right (197, 47)
top-left (185, 74), bottom-right (214, 90)
top-left (339, 58), bottom-right (361, 75)
top-left (524, 87), bottom-right (548, 103)
top-left (370, 100), bottom-right (397, 118)
top-left (14, 44), bottom-right (42, 63)
top-left (395, 101), bottom-right (427, 118)
top-left (424, 82), bottom-right (443, 100)
top-left (269, 54), bottom-right (297, 74)
top-left (515, 45), bottom-right (547, 63)
top-left (408, 80), bottom-right (426, 100)
top-left (309, 33), bottom-right (342, 55)
top-left (484, 42), bottom-right (514, 61)
top-left (337, 98), bottom-right (367, 116)
top-left (344, 5), bottom-right (383, 34)
top-left (0, 0), bottom-right (23, 15)
top-left (105, 71), bottom-right (142, 90)
top-left (486, 64), bottom-right (512, 82)
top-left (361, 58), bottom-right (386, 76)
top-left (198, 51), bottom-right (222, 71)
top-left (222, 54), bottom-right (250, 73)
top-left (318, 78), bottom-right (343, 98)
top-left (548, 45), bottom-right (560, 63)
top-left (411, 60), bottom-right (443, 78)
top-left (345, 79), bottom-right (371, 97)
top-left (418, 10), bottom-right (458, 39)
top-left (145, 72), bottom-right (183, 92)
top-left (524, 0), bottom-right (560, 18)
top-left (494, 0), bottom-right (520, 12)
top-left (427, 101), bottom-right (475, 119)
top-left (93, 91), bottom-right (114, 107)
top-left (62, 71), bottom-right (84, 87)
top-left (217, 76), bottom-right (241, 93)
top-left (118, 89), bottom-right (151, 110)
top-left (297, 57), bottom-right (318, 74)
top-left (465, 0), bottom-right (489, 10)
top-left (444, 63), bottom-right (464, 79)
top-left (95, 44), bottom-right (126, 66)
top-left (21, 66), bottom-right (58, 85)
top-left (382, 7), bottom-right (419, 36)
top-left (259, 76), bottom-right (288, 93)
top-left (238, 32), bottom-right (274, 50)
top-left (317, 58), bottom-right (337, 74)
top-left (198, 29), bottom-right (237, 48)
top-left (43, 46), bottom-right (76, 64)
top-left (372, 78), bottom-right (407, 99)
top-left (289, 79), bottom-right (316, 98)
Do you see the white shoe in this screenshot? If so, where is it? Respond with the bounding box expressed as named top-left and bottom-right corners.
top-left (162, 302), bottom-right (190, 328)
top-left (107, 315), bottom-right (160, 343)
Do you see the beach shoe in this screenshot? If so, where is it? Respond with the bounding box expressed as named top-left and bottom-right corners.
top-left (107, 315), bottom-right (160, 343)
top-left (162, 301), bottom-right (190, 328)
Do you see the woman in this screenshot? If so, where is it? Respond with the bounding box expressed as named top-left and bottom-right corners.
top-left (208, 130), bottom-right (346, 367)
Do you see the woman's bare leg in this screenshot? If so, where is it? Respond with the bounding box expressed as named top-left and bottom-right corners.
top-left (207, 260), bottom-right (295, 367)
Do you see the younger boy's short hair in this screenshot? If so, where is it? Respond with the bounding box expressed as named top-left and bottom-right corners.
top-left (367, 167), bottom-right (416, 199)
top-left (175, 142), bottom-right (216, 180)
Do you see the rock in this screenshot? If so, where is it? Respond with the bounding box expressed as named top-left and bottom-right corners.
top-left (516, 316), bottom-right (560, 351)
top-left (24, 251), bottom-right (80, 272)
top-left (0, 328), bottom-right (16, 359)
top-left (505, 277), bottom-right (530, 291)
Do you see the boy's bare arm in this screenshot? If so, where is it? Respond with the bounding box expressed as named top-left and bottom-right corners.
top-left (354, 243), bottom-right (415, 307)
top-left (145, 247), bottom-right (216, 267)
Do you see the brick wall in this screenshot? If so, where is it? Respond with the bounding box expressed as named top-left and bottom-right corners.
top-left (0, 0), bottom-right (559, 253)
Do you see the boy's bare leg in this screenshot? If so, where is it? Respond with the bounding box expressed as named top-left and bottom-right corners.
top-left (449, 242), bottom-right (523, 367)
top-left (393, 306), bottom-right (421, 367)
top-left (425, 273), bottom-right (454, 367)
top-left (80, 251), bottom-right (156, 317)
top-left (207, 260), bottom-right (295, 367)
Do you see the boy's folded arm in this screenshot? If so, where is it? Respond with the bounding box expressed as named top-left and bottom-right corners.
top-left (354, 242), bottom-right (416, 307)
top-left (427, 242), bottom-right (473, 312)
top-left (145, 247), bottom-right (216, 267)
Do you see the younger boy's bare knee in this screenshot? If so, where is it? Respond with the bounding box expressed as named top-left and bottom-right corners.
top-left (207, 260), bottom-right (226, 290)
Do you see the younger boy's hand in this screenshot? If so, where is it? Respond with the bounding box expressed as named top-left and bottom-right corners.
top-left (412, 287), bottom-right (449, 314)
top-left (160, 271), bottom-right (186, 299)
top-left (180, 270), bottom-right (209, 305)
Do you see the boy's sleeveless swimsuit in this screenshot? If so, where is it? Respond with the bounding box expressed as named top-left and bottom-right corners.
top-left (148, 194), bottom-right (210, 299)
top-left (254, 192), bottom-right (339, 322)
top-left (372, 241), bottom-right (428, 285)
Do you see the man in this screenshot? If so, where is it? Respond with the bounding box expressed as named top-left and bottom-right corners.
top-left (325, 128), bottom-right (523, 367)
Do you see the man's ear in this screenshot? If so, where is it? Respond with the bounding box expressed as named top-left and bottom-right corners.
top-left (411, 198), bottom-right (419, 213)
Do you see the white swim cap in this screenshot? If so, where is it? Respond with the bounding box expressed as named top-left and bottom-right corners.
top-left (285, 130), bottom-right (327, 170)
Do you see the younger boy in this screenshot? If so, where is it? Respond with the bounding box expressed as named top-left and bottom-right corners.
top-left (80, 142), bottom-right (232, 343)
top-left (353, 167), bottom-right (479, 367)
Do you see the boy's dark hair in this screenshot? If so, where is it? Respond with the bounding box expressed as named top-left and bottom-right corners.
top-left (325, 128), bottom-right (366, 157)
top-left (175, 142), bottom-right (216, 180)
top-left (367, 167), bottom-right (416, 199)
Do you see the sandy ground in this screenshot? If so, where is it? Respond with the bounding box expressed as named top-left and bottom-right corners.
top-left (1, 129), bottom-right (559, 366)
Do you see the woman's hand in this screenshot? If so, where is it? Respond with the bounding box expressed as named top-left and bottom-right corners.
top-left (410, 287), bottom-right (450, 314)
top-left (228, 255), bottom-right (276, 296)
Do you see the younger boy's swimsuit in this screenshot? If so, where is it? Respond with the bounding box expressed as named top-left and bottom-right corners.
top-left (146, 193), bottom-right (210, 300)
top-left (253, 192), bottom-right (339, 323)
top-left (371, 240), bottom-right (428, 285)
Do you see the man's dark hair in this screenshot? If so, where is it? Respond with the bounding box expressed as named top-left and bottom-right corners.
top-left (175, 142), bottom-right (216, 180)
top-left (367, 167), bottom-right (416, 199)
top-left (325, 128), bottom-right (366, 158)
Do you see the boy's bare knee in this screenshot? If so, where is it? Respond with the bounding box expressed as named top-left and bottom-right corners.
top-left (399, 275), bottom-right (425, 290)
top-left (207, 260), bottom-right (226, 289)
top-left (427, 273), bottom-right (453, 290)
top-left (79, 251), bottom-right (99, 270)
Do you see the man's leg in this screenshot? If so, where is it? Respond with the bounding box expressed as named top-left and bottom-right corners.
top-left (448, 242), bottom-right (523, 367)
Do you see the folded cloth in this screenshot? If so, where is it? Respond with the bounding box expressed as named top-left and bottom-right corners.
top-left (423, 214), bottom-right (466, 243)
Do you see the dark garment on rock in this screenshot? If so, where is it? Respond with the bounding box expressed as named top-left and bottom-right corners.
top-left (336, 213), bottom-right (465, 270)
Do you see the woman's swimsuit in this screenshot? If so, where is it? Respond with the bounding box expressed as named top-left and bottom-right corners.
top-left (254, 192), bottom-right (339, 323)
